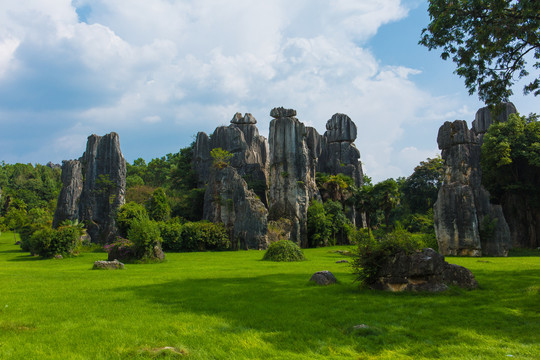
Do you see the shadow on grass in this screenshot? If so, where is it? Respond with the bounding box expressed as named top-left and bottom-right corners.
top-left (0, 249), bottom-right (23, 254)
top-left (7, 254), bottom-right (42, 262)
top-left (119, 267), bottom-right (540, 357)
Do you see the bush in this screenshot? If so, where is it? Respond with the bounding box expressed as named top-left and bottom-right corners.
top-left (104, 237), bottom-right (136, 261)
top-left (307, 200), bottom-right (331, 247)
top-left (352, 228), bottom-right (428, 287)
top-left (127, 217), bottom-right (162, 259)
top-left (116, 202), bottom-right (149, 237)
top-left (29, 224), bottom-right (81, 258)
top-left (181, 221), bottom-right (229, 252)
top-left (262, 240), bottom-right (305, 262)
top-left (159, 221), bottom-right (184, 252)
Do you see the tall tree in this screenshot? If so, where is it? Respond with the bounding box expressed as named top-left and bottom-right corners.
top-left (401, 157), bottom-right (444, 214)
top-left (419, 0), bottom-right (540, 106)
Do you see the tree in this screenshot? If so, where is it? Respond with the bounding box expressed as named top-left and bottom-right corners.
top-left (145, 188), bottom-right (171, 222)
top-left (481, 113), bottom-right (540, 201)
top-left (210, 148), bottom-right (233, 169)
top-left (307, 200), bottom-right (332, 247)
top-left (400, 157), bottom-right (444, 214)
top-left (373, 179), bottom-right (400, 229)
top-left (419, 0), bottom-right (540, 106)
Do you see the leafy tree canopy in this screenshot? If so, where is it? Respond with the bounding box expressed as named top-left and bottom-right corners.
top-left (481, 113), bottom-right (540, 203)
top-left (420, 0), bottom-right (540, 106)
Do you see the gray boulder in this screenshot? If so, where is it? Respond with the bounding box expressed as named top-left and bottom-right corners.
top-left (203, 166), bottom-right (268, 250)
top-left (371, 248), bottom-right (478, 292)
top-left (309, 270), bottom-right (337, 285)
top-left (434, 120), bottom-right (510, 256)
top-left (93, 260), bottom-right (125, 270)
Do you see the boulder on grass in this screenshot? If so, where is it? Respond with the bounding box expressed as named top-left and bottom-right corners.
top-left (309, 270), bottom-right (337, 285)
top-left (371, 248), bottom-right (478, 292)
top-left (93, 260), bottom-right (124, 270)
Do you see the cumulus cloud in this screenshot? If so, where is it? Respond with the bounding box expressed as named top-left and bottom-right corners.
top-left (0, 0), bottom-right (495, 180)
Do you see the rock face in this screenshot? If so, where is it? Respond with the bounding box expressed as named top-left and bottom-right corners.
top-left (472, 103), bottom-right (517, 136)
top-left (318, 114), bottom-right (363, 188)
top-left (434, 120), bottom-right (511, 256)
top-left (203, 166), bottom-right (268, 250)
top-left (53, 160), bottom-right (83, 228)
top-left (54, 133), bottom-right (126, 244)
top-left (268, 108), bottom-right (319, 247)
top-left (371, 248), bottom-right (478, 292)
top-left (309, 270), bottom-right (337, 285)
top-left (194, 113), bottom-right (269, 205)
top-left (471, 103), bottom-right (539, 249)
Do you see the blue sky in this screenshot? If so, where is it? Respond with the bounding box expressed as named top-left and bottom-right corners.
top-left (0, 0), bottom-right (537, 182)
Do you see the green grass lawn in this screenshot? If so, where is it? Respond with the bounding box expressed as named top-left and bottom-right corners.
top-left (0, 232), bottom-right (539, 359)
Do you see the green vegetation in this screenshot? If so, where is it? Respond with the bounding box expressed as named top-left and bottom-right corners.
top-left (262, 239), bottom-right (305, 262)
top-left (0, 231), bottom-right (538, 359)
top-left (420, 0), bottom-right (540, 106)
top-left (481, 113), bottom-right (540, 203)
top-left (210, 147), bottom-right (233, 169)
top-left (351, 228), bottom-right (431, 287)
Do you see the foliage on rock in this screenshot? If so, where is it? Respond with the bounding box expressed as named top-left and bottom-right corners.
top-left (352, 228), bottom-right (429, 287)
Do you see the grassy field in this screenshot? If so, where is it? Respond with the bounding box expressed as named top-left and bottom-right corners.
top-left (0, 231), bottom-right (539, 359)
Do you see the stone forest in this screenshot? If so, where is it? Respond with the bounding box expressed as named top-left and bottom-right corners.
top-left (45, 103), bottom-right (539, 260)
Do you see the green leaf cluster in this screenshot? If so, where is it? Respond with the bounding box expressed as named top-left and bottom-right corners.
top-left (262, 239), bottom-right (305, 262)
top-left (419, 0), bottom-right (540, 106)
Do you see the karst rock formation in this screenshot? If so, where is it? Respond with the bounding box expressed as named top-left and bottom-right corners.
top-left (267, 107), bottom-right (320, 248)
top-left (53, 133), bottom-right (126, 243)
top-left (194, 113), bottom-right (269, 205)
top-left (203, 166), bottom-right (268, 250)
top-left (193, 107), bottom-right (364, 248)
top-left (434, 113), bottom-right (512, 256)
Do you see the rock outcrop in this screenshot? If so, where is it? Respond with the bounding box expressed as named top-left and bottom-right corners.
top-left (53, 160), bottom-right (83, 228)
top-left (472, 102), bottom-right (517, 137)
top-left (371, 248), bottom-right (478, 292)
top-left (318, 113), bottom-right (363, 188)
top-left (472, 103), bottom-right (539, 249)
top-left (194, 113), bottom-right (269, 205)
top-left (54, 133), bottom-right (126, 244)
top-left (268, 107), bottom-right (318, 247)
top-left (203, 166), bottom-right (268, 250)
top-left (93, 260), bottom-right (125, 270)
top-left (434, 120), bottom-right (511, 256)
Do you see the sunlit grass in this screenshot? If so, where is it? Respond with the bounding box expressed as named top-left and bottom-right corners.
top-left (0, 231), bottom-right (538, 359)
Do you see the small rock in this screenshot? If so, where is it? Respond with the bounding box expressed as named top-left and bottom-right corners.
top-left (54, 254), bottom-right (63, 260)
top-left (353, 324), bottom-right (369, 329)
top-left (336, 259), bottom-right (349, 263)
top-left (309, 270), bottom-right (337, 285)
top-left (93, 260), bottom-right (124, 270)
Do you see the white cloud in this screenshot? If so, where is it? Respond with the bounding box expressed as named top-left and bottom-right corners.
top-left (1, 0), bottom-right (501, 181)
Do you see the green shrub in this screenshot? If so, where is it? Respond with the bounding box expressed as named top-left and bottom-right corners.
top-left (352, 228), bottom-right (427, 287)
top-left (262, 240), bottom-right (305, 262)
top-left (307, 200), bottom-right (331, 247)
top-left (127, 217), bottom-right (162, 259)
top-left (104, 237), bottom-right (136, 261)
top-left (116, 202), bottom-right (149, 237)
top-left (145, 187), bottom-right (170, 222)
top-left (181, 221), bottom-right (229, 252)
top-left (29, 224), bottom-right (81, 258)
top-left (159, 221), bottom-right (184, 252)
